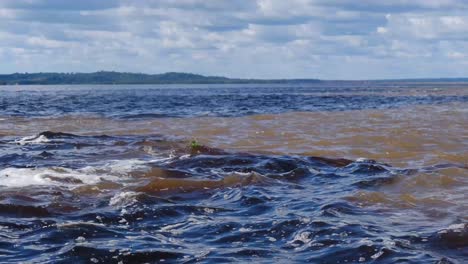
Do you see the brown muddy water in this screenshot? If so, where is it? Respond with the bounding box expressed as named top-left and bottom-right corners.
top-left (0, 83), bottom-right (467, 263)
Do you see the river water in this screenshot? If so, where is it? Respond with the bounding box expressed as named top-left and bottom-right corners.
top-left (0, 83), bottom-right (467, 263)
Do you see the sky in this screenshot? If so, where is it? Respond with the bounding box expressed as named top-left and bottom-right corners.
top-left (1, 0), bottom-right (468, 80)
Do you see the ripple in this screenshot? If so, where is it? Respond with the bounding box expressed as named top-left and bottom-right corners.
top-left (0, 84), bottom-right (467, 262)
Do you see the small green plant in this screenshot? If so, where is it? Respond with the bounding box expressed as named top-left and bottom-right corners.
top-left (190, 139), bottom-right (202, 149)
top-left (188, 139), bottom-right (217, 155)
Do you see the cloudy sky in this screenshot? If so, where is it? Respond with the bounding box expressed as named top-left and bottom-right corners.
top-left (1, 0), bottom-right (468, 79)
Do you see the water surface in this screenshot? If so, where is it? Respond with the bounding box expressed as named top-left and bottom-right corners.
top-left (0, 83), bottom-right (467, 263)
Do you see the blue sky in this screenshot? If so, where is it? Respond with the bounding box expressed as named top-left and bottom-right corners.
top-left (1, 0), bottom-right (468, 79)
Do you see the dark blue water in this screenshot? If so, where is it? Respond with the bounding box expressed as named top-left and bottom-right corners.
top-left (0, 84), bottom-right (467, 263)
top-left (1, 83), bottom-right (467, 118)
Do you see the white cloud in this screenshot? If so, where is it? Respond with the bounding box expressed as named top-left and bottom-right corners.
top-left (378, 13), bottom-right (468, 39)
top-left (0, 8), bottom-right (16, 19)
top-left (26, 36), bottom-right (66, 48)
top-left (447, 51), bottom-right (466, 58)
top-left (0, 0), bottom-right (468, 79)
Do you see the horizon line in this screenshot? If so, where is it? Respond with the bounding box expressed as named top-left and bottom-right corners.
top-left (1, 71), bottom-right (468, 83)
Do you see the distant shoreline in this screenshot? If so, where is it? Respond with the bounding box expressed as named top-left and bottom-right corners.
top-left (0, 71), bottom-right (320, 85)
top-left (1, 71), bottom-right (468, 85)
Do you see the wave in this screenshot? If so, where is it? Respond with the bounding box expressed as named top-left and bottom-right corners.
top-left (0, 130), bottom-right (467, 263)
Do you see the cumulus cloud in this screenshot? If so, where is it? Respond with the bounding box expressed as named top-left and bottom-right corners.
top-left (0, 0), bottom-right (467, 79)
top-left (377, 13), bottom-right (468, 38)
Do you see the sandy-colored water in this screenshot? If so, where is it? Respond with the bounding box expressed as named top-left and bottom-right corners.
top-left (4, 102), bottom-right (467, 167)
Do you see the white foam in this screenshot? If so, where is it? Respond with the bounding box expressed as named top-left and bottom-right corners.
top-left (291, 231), bottom-right (312, 244)
top-left (0, 166), bottom-right (121, 188)
top-left (438, 223), bottom-right (467, 234)
top-left (16, 135), bottom-right (51, 145)
top-left (447, 223), bottom-right (466, 230)
top-left (356, 157), bottom-right (371, 163)
top-left (371, 250), bottom-right (384, 260)
top-left (92, 157), bottom-right (172, 176)
top-left (81, 159), bottom-right (149, 176)
top-left (75, 236), bottom-right (86, 243)
top-left (109, 191), bottom-right (140, 207)
top-left (0, 152), bottom-right (177, 189)
top-left (0, 168), bottom-right (51, 187)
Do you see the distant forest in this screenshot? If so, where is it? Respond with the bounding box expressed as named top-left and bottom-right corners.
top-left (0, 71), bottom-right (467, 85)
top-left (0, 71), bottom-right (320, 85)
